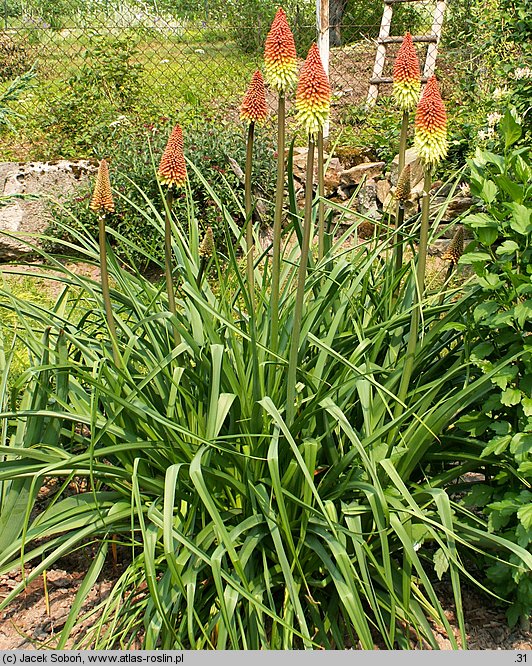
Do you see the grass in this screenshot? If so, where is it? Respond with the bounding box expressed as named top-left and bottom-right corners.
top-left (0, 270), bottom-right (55, 389)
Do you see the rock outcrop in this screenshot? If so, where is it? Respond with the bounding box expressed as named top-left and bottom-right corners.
top-left (0, 159), bottom-right (98, 260)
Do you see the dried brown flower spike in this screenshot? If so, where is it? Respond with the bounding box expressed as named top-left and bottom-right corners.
top-left (199, 226), bottom-right (214, 258)
top-left (442, 226), bottom-right (465, 265)
top-left (90, 159), bottom-right (114, 213)
top-left (395, 164), bottom-right (412, 202)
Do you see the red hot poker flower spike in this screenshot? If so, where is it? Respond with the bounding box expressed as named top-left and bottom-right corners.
top-left (158, 124), bottom-right (188, 188)
top-left (90, 158), bottom-right (115, 213)
top-left (240, 70), bottom-right (269, 125)
top-left (393, 32), bottom-right (421, 111)
top-left (414, 76), bottom-right (448, 165)
top-left (295, 43), bottom-right (331, 138)
top-left (264, 7), bottom-right (297, 91)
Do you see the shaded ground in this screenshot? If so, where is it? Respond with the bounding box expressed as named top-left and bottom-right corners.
top-left (1, 558), bottom-right (530, 649)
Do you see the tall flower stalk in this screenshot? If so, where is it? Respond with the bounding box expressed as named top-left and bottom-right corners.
top-left (392, 32), bottom-right (420, 273)
top-left (394, 76), bottom-right (448, 419)
top-left (317, 129), bottom-right (326, 260)
top-left (90, 158), bottom-right (120, 367)
top-left (264, 7), bottom-right (297, 356)
top-left (157, 124), bottom-right (188, 348)
top-left (240, 70), bottom-right (269, 296)
top-left (286, 43), bottom-right (331, 425)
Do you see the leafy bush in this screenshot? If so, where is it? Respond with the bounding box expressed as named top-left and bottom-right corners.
top-left (335, 97), bottom-right (401, 165)
top-left (37, 33), bottom-right (145, 156)
top-left (455, 110), bottom-right (532, 628)
top-left (45, 119), bottom-right (277, 265)
top-left (0, 34), bottom-right (31, 81)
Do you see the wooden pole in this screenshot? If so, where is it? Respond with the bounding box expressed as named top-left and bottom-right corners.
top-left (317, 0), bottom-right (330, 138)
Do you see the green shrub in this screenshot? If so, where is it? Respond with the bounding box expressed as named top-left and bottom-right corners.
top-left (455, 110), bottom-right (532, 628)
top-left (37, 33), bottom-right (146, 156)
top-left (45, 119), bottom-right (277, 265)
top-left (0, 34), bottom-right (31, 81)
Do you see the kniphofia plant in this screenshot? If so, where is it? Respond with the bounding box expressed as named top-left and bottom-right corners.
top-left (264, 7), bottom-right (297, 360)
top-left (157, 123), bottom-right (188, 347)
top-left (90, 158), bottom-right (120, 366)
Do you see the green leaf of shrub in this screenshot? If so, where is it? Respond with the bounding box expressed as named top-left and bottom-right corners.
top-left (488, 497), bottom-right (517, 530)
top-left (517, 504), bottom-right (532, 531)
top-left (500, 109), bottom-right (522, 149)
top-left (473, 302), bottom-right (499, 323)
top-left (516, 524), bottom-right (532, 548)
top-left (496, 240), bottom-right (519, 256)
top-left (478, 227), bottom-right (499, 246)
top-left (501, 388), bottom-right (522, 406)
top-left (480, 179), bottom-right (498, 204)
top-left (481, 435), bottom-right (512, 457)
top-left (508, 202), bottom-right (532, 235)
top-left (491, 365), bottom-right (518, 390)
top-left (433, 547), bottom-right (449, 580)
top-left (510, 433), bottom-right (532, 457)
top-left (478, 272), bottom-right (503, 289)
top-left (463, 212), bottom-right (497, 229)
top-left (514, 301), bottom-right (532, 328)
top-left (462, 483), bottom-right (493, 507)
top-left (522, 396), bottom-right (532, 417)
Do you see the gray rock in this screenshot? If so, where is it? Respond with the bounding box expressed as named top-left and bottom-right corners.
top-left (340, 161), bottom-right (385, 186)
top-left (390, 147), bottom-right (424, 189)
top-left (376, 179), bottom-right (391, 205)
top-left (357, 178), bottom-right (381, 220)
top-left (0, 159), bottom-right (98, 259)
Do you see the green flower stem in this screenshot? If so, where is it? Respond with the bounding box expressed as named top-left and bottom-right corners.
top-left (393, 203), bottom-right (406, 279)
top-left (286, 136), bottom-right (315, 426)
top-left (392, 169), bottom-right (432, 427)
top-left (270, 90), bottom-right (286, 358)
top-left (317, 129), bottom-right (325, 261)
top-left (393, 111), bottom-right (409, 277)
top-left (164, 188), bottom-right (181, 347)
top-left (98, 212), bottom-right (120, 367)
top-left (398, 110), bottom-right (409, 175)
top-left (196, 256), bottom-right (207, 289)
top-left (245, 121), bottom-right (255, 299)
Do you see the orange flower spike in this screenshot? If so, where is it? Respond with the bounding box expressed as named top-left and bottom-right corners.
top-left (414, 76), bottom-right (448, 166)
top-left (393, 32), bottom-right (421, 111)
top-left (157, 124), bottom-right (187, 188)
top-left (295, 43), bottom-right (331, 138)
top-left (264, 7), bottom-right (297, 91)
top-left (90, 159), bottom-right (114, 214)
top-left (240, 70), bottom-right (269, 125)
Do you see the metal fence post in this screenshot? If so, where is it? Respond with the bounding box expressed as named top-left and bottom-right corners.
top-left (317, 0), bottom-right (330, 138)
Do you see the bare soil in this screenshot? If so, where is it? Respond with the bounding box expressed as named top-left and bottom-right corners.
top-left (1, 558), bottom-right (530, 649)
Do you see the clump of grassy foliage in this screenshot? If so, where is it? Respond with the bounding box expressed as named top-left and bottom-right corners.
top-left (0, 17), bottom-right (531, 651)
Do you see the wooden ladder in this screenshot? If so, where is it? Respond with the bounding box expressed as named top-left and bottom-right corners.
top-left (366, 0), bottom-right (446, 106)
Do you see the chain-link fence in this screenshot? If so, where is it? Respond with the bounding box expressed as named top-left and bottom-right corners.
top-left (0, 0), bottom-right (461, 143)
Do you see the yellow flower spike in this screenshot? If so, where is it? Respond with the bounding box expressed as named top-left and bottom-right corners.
top-left (414, 76), bottom-right (448, 166)
top-left (264, 7), bottom-right (297, 92)
top-left (158, 124), bottom-right (187, 188)
top-left (295, 43), bottom-right (331, 138)
top-left (393, 32), bottom-right (421, 112)
top-left (90, 159), bottom-right (114, 213)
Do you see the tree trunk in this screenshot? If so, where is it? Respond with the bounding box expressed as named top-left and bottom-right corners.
top-left (329, 0), bottom-right (346, 46)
